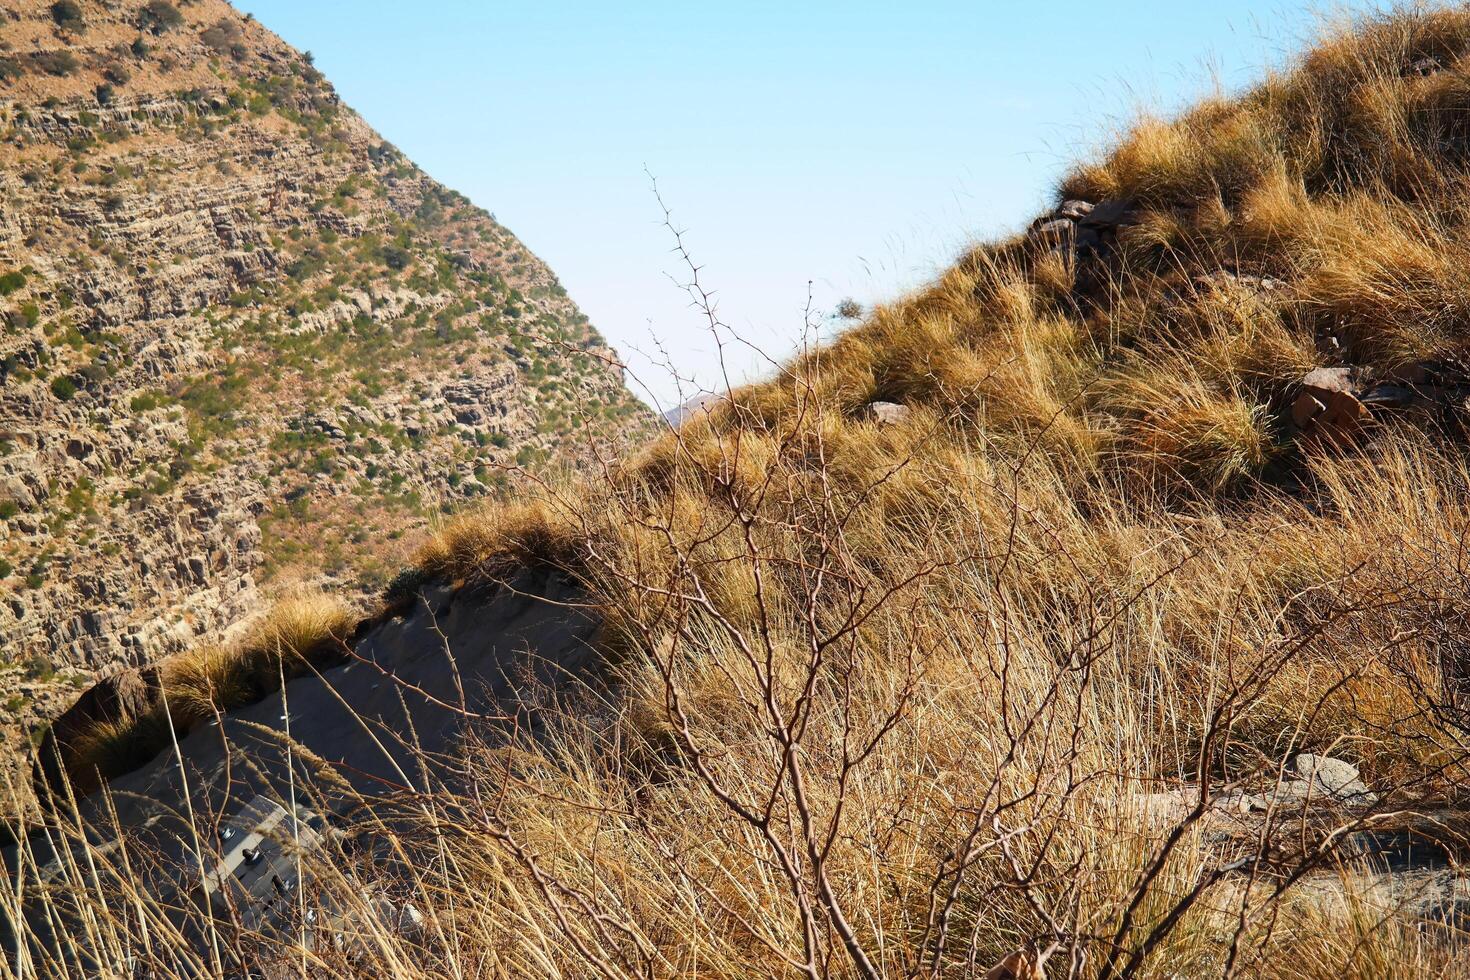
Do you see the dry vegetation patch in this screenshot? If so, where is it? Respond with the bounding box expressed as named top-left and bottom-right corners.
top-left (25, 7), bottom-right (1470, 978)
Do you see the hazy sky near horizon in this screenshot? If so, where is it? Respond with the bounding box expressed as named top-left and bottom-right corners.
top-left (238, 1), bottom-right (1389, 410)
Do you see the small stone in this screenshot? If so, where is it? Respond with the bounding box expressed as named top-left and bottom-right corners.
top-left (1072, 225), bottom-right (1103, 253)
top-left (1294, 367), bottom-right (1366, 440)
top-left (1291, 753), bottom-right (1379, 806)
top-left (1247, 779), bottom-right (1315, 812)
top-left (1030, 218), bottom-right (1075, 242)
top-left (1136, 790), bottom-right (1192, 824)
top-left (1079, 198), bottom-right (1136, 229)
top-left (865, 401), bottom-right (910, 426)
top-left (1056, 199), bottom-right (1094, 221)
top-left (1292, 392), bottom-right (1326, 427)
top-left (1359, 384), bottom-right (1425, 410)
top-left (1301, 366), bottom-right (1355, 394)
top-left (1291, 752), bottom-right (1357, 787)
top-left (1220, 792), bottom-right (1253, 815)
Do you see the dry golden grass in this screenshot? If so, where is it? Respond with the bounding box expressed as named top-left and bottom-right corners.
top-left (234, 591), bottom-right (358, 688)
top-left (23, 6), bottom-right (1470, 978)
top-left (413, 496), bottom-right (583, 586)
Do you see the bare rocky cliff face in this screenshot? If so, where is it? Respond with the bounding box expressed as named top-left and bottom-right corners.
top-left (0, 0), bottom-right (647, 743)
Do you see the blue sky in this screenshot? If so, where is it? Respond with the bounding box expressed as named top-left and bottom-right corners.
top-left (239, 1), bottom-right (1388, 410)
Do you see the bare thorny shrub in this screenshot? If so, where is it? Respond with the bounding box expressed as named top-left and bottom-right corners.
top-left (447, 368), bottom-right (1470, 977)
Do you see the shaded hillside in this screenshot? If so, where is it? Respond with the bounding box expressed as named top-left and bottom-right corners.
top-left (24, 6), bottom-right (1470, 980)
top-left (0, 0), bottom-right (648, 741)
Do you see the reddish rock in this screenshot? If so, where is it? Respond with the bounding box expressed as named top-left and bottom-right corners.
top-left (1294, 367), bottom-right (1366, 442)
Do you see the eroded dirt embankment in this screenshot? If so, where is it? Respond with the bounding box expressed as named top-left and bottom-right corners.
top-left (13, 571), bottom-right (601, 892)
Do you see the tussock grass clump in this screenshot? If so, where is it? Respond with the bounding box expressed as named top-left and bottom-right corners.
top-left (163, 591), bottom-right (355, 718)
top-left (235, 591), bottom-right (357, 686)
top-left (155, 644), bottom-right (248, 731)
top-left (413, 496), bottom-right (582, 586)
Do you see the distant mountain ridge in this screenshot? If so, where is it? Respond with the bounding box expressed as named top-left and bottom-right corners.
top-left (0, 0), bottom-right (647, 744)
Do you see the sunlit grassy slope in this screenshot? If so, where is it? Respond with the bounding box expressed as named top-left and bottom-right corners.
top-left (25, 7), bottom-right (1470, 978)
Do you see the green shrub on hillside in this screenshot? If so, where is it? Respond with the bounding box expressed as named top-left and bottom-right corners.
top-left (33, 51), bottom-right (78, 77)
top-left (382, 244), bottom-right (411, 271)
top-left (49, 1), bottom-right (83, 29)
top-left (101, 52), bottom-right (132, 86)
top-left (49, 376), bottom-right (76, 401)
top-left (0, 272), bottom-right (25, 296)
top-left (200, 19), bottom-right (245, 59)
top-left (179, 370), bottom-right (247, 439)
top-left (129, 390), bottom-right (167, 412)
top-left (138, 1), bottom-right (183, 34)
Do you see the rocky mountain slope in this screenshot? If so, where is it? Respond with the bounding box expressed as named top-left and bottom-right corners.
top-left (0, 0), bottom-right (647, 742)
